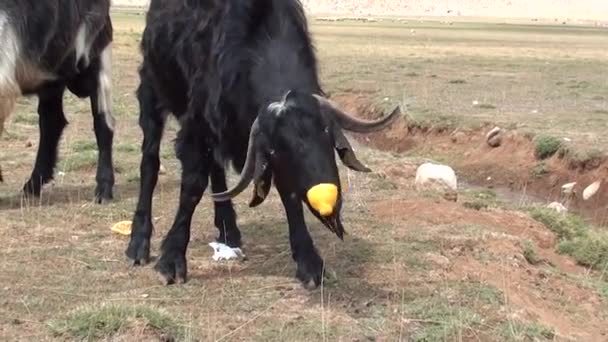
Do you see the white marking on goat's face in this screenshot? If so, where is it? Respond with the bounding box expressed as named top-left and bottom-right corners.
top-left (267, 101), bottom-right (286, 117)
top-left (267, 91), bottom-right (295, 117)
top-left (97, 43), bottom-right (115, 131)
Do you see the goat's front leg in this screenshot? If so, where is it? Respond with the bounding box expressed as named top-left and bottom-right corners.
top-left (23, 84), bottom-right (67, 197)
top-left (154, 127), bottom-right (211, 285)
top-left (210, 162), bottom-right (242, 247)
top-left (126, 77), bottom-right (166, 266)
top-left (278, 189), bottom-right (325, 289)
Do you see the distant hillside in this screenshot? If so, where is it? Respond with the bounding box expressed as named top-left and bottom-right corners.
top-left (112, 0), bottom-right (608, 21)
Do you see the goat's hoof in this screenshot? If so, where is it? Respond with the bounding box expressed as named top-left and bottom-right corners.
top-left (216, 232), bottom-right (242, 248)
top-left (22, 180), bottom-right (42, 197)
top-left (94, 184), bottom-right (113, 204)
top-left (125, 237), bottom-right (151, 266)
top-left (296, 253), bottom-right (324, 290)
top-left (154, 252), bottom-right (187, 285)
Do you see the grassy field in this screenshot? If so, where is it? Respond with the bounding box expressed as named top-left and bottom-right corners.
top-left (0, 9), bottom-right (607, 341)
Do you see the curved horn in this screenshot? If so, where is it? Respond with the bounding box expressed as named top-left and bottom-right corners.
top-left (314, 94), bottom-right (401, 133)
top-left (211, 119), bottom-right (260, 202)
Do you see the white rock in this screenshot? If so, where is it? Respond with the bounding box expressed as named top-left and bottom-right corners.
top-left (485, 126), bottom-right (501, 140)
top-left (547, 202), bottom-right (568, 213)
top-left (583, 181), bottom-right (601, 200)
top-left (472, 100), bottom-right (479, 106)
top-left (415, 163), bottom-right (458, 191)
top-left (208, 242), bottom-right (245, 261)
top-left (486, 126), bottom-right (502, 148)
top-left (159, 163), bottom-right (167, 175)
top-left (561, 182), bottom-right (576, 194)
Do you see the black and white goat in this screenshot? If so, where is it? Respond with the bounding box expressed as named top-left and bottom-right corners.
top-left (125, 0), bottom-right (400, 288)
top-left (0, 0), bottom-right (115, 202)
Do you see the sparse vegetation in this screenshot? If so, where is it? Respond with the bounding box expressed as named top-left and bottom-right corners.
top-left (60, 151), bottom-right (99, 172)
top-left (531, 162), bottom-right (549, 178)
top-left (499, 321), bottom-right (556, 341)
top-left (477, 103), bottom-right (497, 110)
top-left (534, 135), bottom-right (562, 160)
top-left (48, 303), bottom-right (185, 341)
top-left (448, 79), bottom-right (467, 84)
top-left (405, 294), bottom-right (483, 341)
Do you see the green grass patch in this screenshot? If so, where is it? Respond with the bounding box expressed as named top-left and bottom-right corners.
top-left (13, 113), bottom-right (38, 125)
top-left (528, 207), bottom-right (587, 241)
top-left (71, 140), bottom-right (98, 153)
top-left (534, 135), bottom-right (562, 160)
top-left (531, 162), bottom-right (549, 178)
top-left (461, 188), bottom-right (504, 211)
top-left (476, 103), bottom-right (497, 109)
top-left (116, 143), bottom-right (140, 153)
top-left (48, 303), bottom-right (186, 341)
top-left (448, 79), bottom-right (467, 84)
top-left (558, 230), bottom-right (608, 269)
top-left (60, 151), bottom-right (98, 172)
top-left (529, 208), bottom-right (608, 270)
top-left (522, 240), bottom-right (541, 265)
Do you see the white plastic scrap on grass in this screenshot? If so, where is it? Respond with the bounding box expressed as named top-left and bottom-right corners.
top-left (208, 242), bottom-right (245, 261)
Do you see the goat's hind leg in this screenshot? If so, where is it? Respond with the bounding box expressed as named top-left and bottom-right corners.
top-left (154, 123), bottom-right (212, 284)
top-left (23, 84), bottom-right (67, 197)
top-left (89, 43), bottom-right (115, 203)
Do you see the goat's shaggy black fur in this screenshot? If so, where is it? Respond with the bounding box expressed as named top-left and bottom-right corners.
top-left (126, 0), bottom-right (400, 287)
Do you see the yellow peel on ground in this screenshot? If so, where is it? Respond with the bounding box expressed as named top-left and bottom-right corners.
top-left (307, 183), bottom-right (338, 216)
top-left (111, 220), bottom-right (132, 236)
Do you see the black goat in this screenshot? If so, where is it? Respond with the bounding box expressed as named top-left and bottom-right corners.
top-left (126, 0), bottom-right (400, 288)
top-left (0, 0), bottom-right (115, 203)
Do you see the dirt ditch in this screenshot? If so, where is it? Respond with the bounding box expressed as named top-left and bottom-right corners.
top-left (332, 93), bottom-right (608, 227)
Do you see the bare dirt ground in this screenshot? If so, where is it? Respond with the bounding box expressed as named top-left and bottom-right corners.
top-left (114, 0), bottom-right (608, 22)
top-left (0, 9), bottom-right (607, 342)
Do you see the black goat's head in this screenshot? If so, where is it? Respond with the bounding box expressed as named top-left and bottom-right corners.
top-left (211, 90), bottom-right (401, 237)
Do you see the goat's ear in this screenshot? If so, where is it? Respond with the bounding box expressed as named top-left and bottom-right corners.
top-left (249, 153), bottom-right (273, 207)
top-left (333, 127), bottom-right (372, 172)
